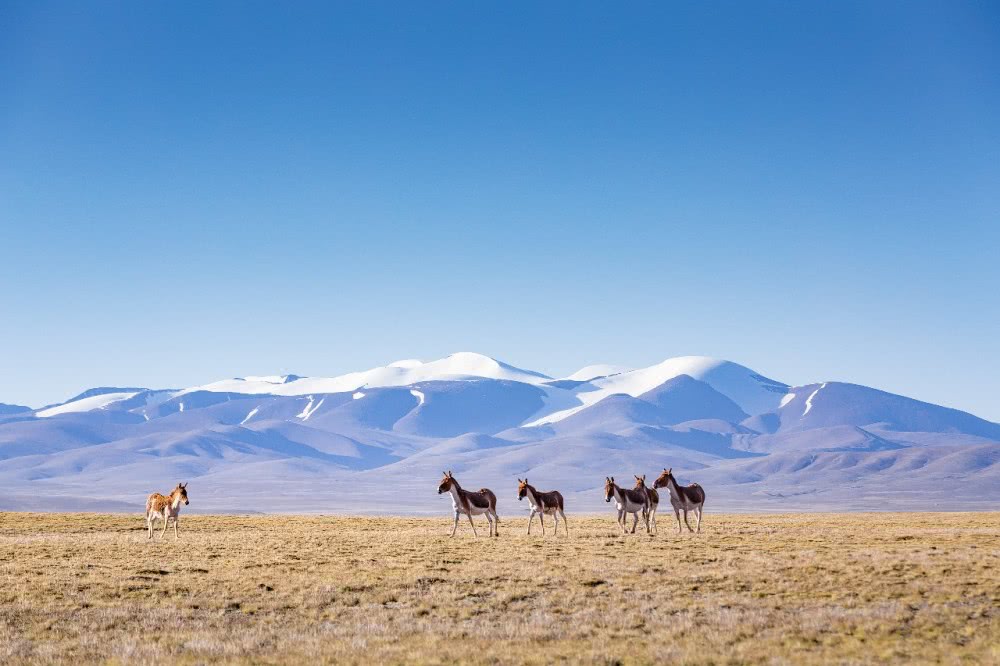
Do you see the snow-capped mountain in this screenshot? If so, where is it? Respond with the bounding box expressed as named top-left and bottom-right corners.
top-left (0, 353), bottom-right (997, 513)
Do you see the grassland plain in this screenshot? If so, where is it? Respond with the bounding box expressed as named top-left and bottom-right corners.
top-left (0, 512), bottom-right (998, 665)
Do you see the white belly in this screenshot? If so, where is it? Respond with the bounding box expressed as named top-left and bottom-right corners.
top-left (454, 499), bottom-right (490, 516)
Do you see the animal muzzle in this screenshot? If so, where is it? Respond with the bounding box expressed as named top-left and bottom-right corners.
top-left (184, 500), bottom-right (190, 505)
top-left (605, 496), bottom-right (611, 503)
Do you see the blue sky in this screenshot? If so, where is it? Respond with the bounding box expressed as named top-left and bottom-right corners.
top-left (1, 2), bottom-right (998, 419)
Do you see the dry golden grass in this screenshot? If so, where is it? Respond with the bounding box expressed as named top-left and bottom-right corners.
top-left (1, 511), bottom-right (998, 664)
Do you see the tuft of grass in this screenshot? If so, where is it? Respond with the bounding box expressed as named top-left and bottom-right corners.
top-left (0, 512), bottom-right (998, 664)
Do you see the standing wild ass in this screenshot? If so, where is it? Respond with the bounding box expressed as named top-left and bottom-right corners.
top-left (516, 478), bottom-right (568, 536)
top-left (633, 475), bottom-right (659, 535)
top-left (146, 482), bottom-right (189, 540)
top-left (604, 476), bottom-right (650, 534)
top-left (653, 468), bottom-right (706, 533)
top-left (438, 471), bottom-right (500, 537)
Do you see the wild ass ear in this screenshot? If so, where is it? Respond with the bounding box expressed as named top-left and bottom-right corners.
top-left (667, 468), bottom-right (672, 474)
top-left (447, 470), bottom-right (453, 477)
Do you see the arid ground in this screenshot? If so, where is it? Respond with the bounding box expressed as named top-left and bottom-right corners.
top-left (1, 512), bottom-right (997, 664)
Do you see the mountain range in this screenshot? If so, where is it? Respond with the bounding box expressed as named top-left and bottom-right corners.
top-left (1, 352), bottom-right (997, 514)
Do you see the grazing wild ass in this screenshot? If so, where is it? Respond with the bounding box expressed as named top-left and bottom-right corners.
top-left (516, 478), bottom-right (568, 536)
top-left (437, 471), bottom-right (500, 537)
top-left (146, 482), bottom-right (189, 540)
top-left (604, 476), bottom-right (650, 534)
top-left (653, 468), bottom-right (706, 533)
top-left (633, 475), bottom-right (659, 535)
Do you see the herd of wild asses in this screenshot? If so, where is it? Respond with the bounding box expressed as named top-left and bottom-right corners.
top-left (436, 469), bottom-right (705, 537)
top-left (145, 469), bottom-right (705, 540)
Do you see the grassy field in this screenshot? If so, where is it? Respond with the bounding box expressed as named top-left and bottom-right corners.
top-left (1, 512), bottom-right (997, 664)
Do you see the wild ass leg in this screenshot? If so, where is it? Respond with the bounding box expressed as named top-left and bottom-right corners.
top-left (538, 511), bottom-right (545, 536)
top-left (696, 505), bottom-right (703, 533)
top-left (450, 511), bottom-right (460, 537)
top-left (527, 510), bottom-right (535, 535)
top-left (160, 512), bottom-right (169, 539)
top-left (173, 518), bottom-right (179, 540)
top-left (467, 513), bottom-right (479, 538)
top-left (683, 509), bottom-right (694, 533)
top-left (649, 506), bottom-right (657, 535)
top-left (631, 512), bottom-right (639, 534)
top-left (673, 507), bottom-right (682, 534)
top-left (146, 514), bottom-right (153, 539)
top-left (553, 512), bottom-right (559, 536)
top-left (617, 509), bottom-right (626, 534)
top-left (491, 509), bottom-right (499, 537)
top-left (559, 510), bottom-right (568, 536)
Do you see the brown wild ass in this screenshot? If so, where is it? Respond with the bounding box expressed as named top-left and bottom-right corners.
top-left (653, 468), bottom-right (706, 533)
top-left (146, 482), bottom-right (189, 540)
top-left (516, 479), bottom-right (568, 536)
top-left (633, 475), bottom-right (659, 535)
top-left (438, 471), bottom-right (500, 537)
top-left (604, 476), bottom-right (650, 534)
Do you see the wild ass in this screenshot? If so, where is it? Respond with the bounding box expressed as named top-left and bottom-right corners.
top-left (604, 476), bottom-right (650, 534)
top-left (653, 468), bottom-right (706, 533)
top-left (633, 475), bottom-right (659, 535)
top-left (437, 471), bottom-right (500, 537)
top-left (146, 482), bottom-right (189, 540)
top-left (516, 478), bottom-right (568, 536)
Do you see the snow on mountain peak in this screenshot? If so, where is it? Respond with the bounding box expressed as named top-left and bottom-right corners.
top-left (527, 356), bottom-right (788, 426)
top-left (36, 391), bottom-right (142, 418)
top-left (563, 364), bottom-right (632, 382)
top-left (180, 352), bottom-right (550, 397)
top-left (387, 359), bottom-right (424, 369)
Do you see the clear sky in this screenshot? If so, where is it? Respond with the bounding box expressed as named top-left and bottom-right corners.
top-left (1, 2), bottom-right (998, 420)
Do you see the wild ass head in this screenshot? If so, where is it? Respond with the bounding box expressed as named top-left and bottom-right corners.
top-left (173, 482), bottom-right (190, 505)
top-left (437, 471), bottom-right (456, 494)
top-left (653, 468), bottom-right (673, 489)
top-left (604, 476), bottom-right (617, 503)
top-left (517, 478), bottom-right (529, 501)
top-left (633, 474), bottom-right (647, 490)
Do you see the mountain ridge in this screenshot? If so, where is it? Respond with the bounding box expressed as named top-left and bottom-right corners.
top-left (1, 353), bottom-right (997, 513)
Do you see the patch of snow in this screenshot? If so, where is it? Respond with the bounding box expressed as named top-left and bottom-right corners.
top-left (803, 383), bottom-right (827, 416)
top-left (36, 392), bottom-right (141, 418)
top-left (143, 411), bottom-right (150, 421)
top-left (240, 407), bottom-right (260, 425)
top-left (353, 392), bottom-right (365, 400)
top-left (780, 393), bottom-right (796, 408)
top-left (410, 389), bottom-right (425, 405)
top-left (297, 397), bottom-right (325, 421)
top-left (178, 402), bottom-right (184, 413)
